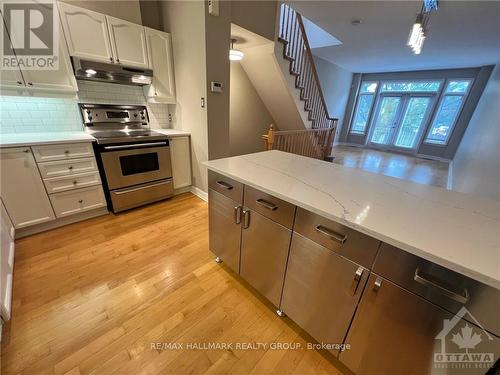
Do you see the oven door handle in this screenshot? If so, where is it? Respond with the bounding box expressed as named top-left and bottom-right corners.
top-left (103, 142), bottom-right (168, 150)
top-left (113, 180), bottom-right (172, 195)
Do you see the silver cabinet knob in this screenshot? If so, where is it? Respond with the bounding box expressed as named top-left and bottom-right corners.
top-left (27, 82), bottom-right (33, 86)
top-left (110, 57), bottom-right (113, 62)
top-left (78, 199), bottom-right (83, 203)
top-left (373, 277), bottom-right (383, 292)
top-left (116, 58), bottom-right (120, 63)
top-left (17, 81), bottom-right (23, 85)
top-left (73, 181), bottom-right (77, 185)
top-left (64, 150), bottom-right (69, 154)
top-left (23, 149), bottom-right (29, 153)
top-left (68, 166), bottom-right (73, 170)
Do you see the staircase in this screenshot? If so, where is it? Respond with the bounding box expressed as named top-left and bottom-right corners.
top-left (278, 4), bottom-right (337, 131)
top-left (262, 4), bottom-right (337, 160)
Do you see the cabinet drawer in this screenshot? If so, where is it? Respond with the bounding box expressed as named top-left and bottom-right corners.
top-left (244, 186), bottom-right (296, 229)
top-left (374, 243), bottom-right (500, 337)
top-left (208, 171), bottom-right (243, 204)
top-left (38, 157), bottom-right (98, 178)
top-left (32, 142), bottom-right (94, 162)
top-left (50, 186), bottom-right (106, 218)
top-left (293, 208), bottom-right (380, 268)
top-left (44, 172), bottom-right (101, 194)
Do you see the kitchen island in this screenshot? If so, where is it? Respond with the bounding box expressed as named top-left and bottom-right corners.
top-left (204, 150), bottom-right (500, 375)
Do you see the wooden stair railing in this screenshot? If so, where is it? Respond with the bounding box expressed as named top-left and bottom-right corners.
top-left (278, 4), bottom-right (337, 132)
top-left (262, 123), bottom-right (336, 160)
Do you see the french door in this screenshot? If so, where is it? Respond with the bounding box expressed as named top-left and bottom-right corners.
top-left (368, 94), bottom-right (434, 152)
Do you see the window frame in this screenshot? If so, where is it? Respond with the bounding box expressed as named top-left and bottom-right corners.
top-left (348, 80), bottom-right (379, 136)
top-left (423, 78), bottom-right (474, 146)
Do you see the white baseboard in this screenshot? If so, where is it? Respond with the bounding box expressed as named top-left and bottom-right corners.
top-left (15, 207), bottom-right (109, 239)
top-left (190, 186), bottom-right (208, 202)
top-left (174, 186), bottom-right (192, 195)
top-left (447, 161), bottom-right (453, 190)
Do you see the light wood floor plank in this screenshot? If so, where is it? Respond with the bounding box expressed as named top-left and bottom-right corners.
top-left (1, 193), bottom-right (349, 375)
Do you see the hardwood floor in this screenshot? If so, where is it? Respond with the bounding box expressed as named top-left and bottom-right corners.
top-left (1, 193), bottom-right (349, 375)
top-left (332, 145), bottom-right (450, 188)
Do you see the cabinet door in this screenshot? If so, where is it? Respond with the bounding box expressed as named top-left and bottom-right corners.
top-left (240, 209), bottom-right (292, 306)
top-left (0, 199), bottom-right (15, 321)
top-left (22, 22), bottom-right (78, 92)
top-left (58, 2), bottom-right (113, 63)
top-left (0, 18), bottom-right (26, 89)
top-left (170, 137), bottom-right (191, 189)
top-left (0, 148), bottom-right (55, 228)
top-left (281, 233), bottom-right (369, 354)
top-left (144, 28), bottom-right (175, 103)
top-left (340, 274), bottom-right (500, 375)
top-left (208, 189), bottom-right (242, 273)
top-left (107, 16), bottom-right (149, 68)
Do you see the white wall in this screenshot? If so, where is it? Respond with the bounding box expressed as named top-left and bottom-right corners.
top-left (160, 1), bottom-right (208, 193)
top-left (451, 64), bottom-right (500, 201)
top-left (313, 55), bottom-right (353, 142)
top-left (230, 61), bottom-right (274, 156)
top-left (60, 0), bottom-right (142, 24)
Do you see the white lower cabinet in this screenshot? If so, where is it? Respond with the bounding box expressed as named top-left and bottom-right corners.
top-left (1, 142), bottom-right (107, 234)
top-left (170, 137), bottom-right (192, 189)
top-left (1, 198), bottom-right (15, 330)
top-left (0, 148), bottom-right (56, 228)
top-left (50, 185), bottom-right (106, 218)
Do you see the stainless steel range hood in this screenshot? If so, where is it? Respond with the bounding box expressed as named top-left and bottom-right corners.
top-left (72, 57), bottom-right (153, 86)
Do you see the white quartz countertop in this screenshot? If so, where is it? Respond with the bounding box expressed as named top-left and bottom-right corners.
top-left (153, 129), bottom-right (190, 137)
top-left (204, 150), bottom-right (500, 290)
top-left (0, 132), bottom-right (95, 147)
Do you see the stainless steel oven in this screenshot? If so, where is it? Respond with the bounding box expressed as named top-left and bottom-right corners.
top-left (81, 104), bottom-right (174, 213)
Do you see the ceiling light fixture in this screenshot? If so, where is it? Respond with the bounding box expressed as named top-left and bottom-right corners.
top-left (229, 39), bottom-right (244, 61)
top-left (407, 0), bottom-right (438, 55)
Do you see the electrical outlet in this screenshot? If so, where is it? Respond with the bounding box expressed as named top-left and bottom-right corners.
top-left (208, 0), bottom-right (219, 16)
top-left (201, 97), bottom-right (205, 108)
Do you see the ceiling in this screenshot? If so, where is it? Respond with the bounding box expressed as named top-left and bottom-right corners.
top-left (288, 1), bottom-right (500, 73)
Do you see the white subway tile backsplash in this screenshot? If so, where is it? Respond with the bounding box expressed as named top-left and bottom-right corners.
top-left (1, 80), bottom-right (171, 134)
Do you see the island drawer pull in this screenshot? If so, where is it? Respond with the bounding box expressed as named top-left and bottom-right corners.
top-left (216, 181), bottom-right (233, 190)
top-left (234, 206), bottom-right (242, 224)
top-left (243, 210), bottom-right (250, 229)
top-left (315, 225), bottom-right (347, 244)
top-left (414, 268), bottom-right (469, 304)
top-left (256, 198), bottom-right (278, 211)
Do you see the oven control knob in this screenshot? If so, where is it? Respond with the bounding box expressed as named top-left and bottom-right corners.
top-left (133, 113), bottom-right (138, 117)
top-left (141, 116), bottom-right (145, 120)
top-left (88, 116), bottom-right (92, 121)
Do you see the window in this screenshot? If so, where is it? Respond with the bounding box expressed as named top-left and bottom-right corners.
top-left (425, 79), bottom-right (472, 145)
top-left (380, 80), bottom-right (441, 92)
top-left (350, 81), bottom-right (377, 135)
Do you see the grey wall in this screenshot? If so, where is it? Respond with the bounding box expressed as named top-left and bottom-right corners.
top-left (451, 64), bottom-right (500, 201)
top-left (230, 61), bottom-right (274, 156)
top-left (313, 55), bottom-right (353, 142)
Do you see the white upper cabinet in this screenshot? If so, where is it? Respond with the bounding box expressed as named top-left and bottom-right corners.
top-left (21, 23), bottom-right (78, 92)
top-left (144, 28), bottom-right (176, 103)
top-left (0, 148), bottom-right (56, 229)
top-left (107, 17), bottom-right (149, 68)
top-left (0, 16), bottom-right (26, 89)
top-left (58, 2), bottom-right (113, 63)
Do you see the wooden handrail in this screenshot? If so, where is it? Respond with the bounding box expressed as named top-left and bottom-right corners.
top-left (262, 122), bottom-right (337, 160)
top-left (295, 12), bottom-right (334, 121)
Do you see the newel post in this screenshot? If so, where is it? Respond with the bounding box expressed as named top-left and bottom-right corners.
top-left (263, 123), bottom-right (275, 150)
